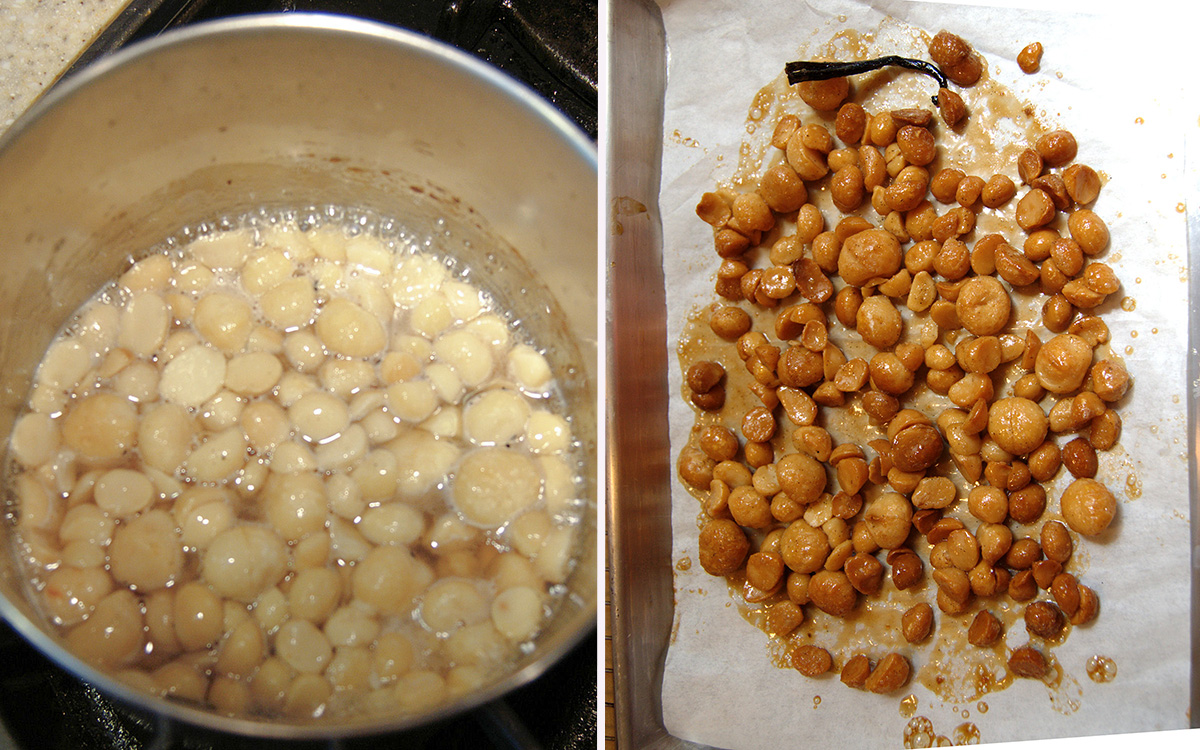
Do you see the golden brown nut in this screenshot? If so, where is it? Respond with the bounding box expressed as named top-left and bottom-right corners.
top-left (685, 361), bottom-right (724, 394)
top-left (955, 276), bottom-right (1011, 336)
top-left (1040, 520), bottom-right (1073, 563)
top-left (862, 493), bottom-right (914, 549)
top-left (1024, 600), bottom-right (1066, 639)
top-left (987, 397), bottom-right (1048, 456)
top-left (902, 602), bottom-right (934, 643)
top-left (776, 452), bottom-right (827, 505)
top-left (709, 306), bottom-right (751, 341)
top-left (1015, 189), bottom-right (1056, 231)
top-left (967, 486), bottom-right (1007, 525)
top-left (1068, 210), bottom-right (1109, 255)
top-left (841, 654), bottom-right (872, 689)
top-left (797, 77), bottom-right (850, 111)
top-left (1017, 149), bottom-right (1044, 187)
top-left (1071, 585), bottom-right (1100, 625)
top-left (1063, 164), bottom-right (1101, 205)
top-left (838, 229), bottom-right (902, 286)
top-left (890, 423), bottom-right (944, 473)
top-left (896, 125), bottom-right (936, 166)
top-left (1035, 334), bottom-right (1092, 394)
top-left (1018, 42), bottom-right (1043, 73)
top-left (780, 519), bottom-right (831, 574)
top-left (1059, 478), bottom-right (1116, 536)
top-left (981, 174), bottom-right (1017, 208)
top-left (791, 644), bottom-right (833, 676)
top-left (1090, 359), bottom-right (1130, 403)
top-left (678, 446), bottom-right (716, 490)
top-left (1036, 130), bottom-right (1078, 167)
top-left (865, 653), bottom-right (911, 693)
top-left (808, 570), bottom-right (858, 617)
top-left (845, 553), bottom-right (884, 595)
top-left (698, 519), bottom-right (749, 575)
top-left (968, 610), bottom-right (1003, 646)
top-left (1008, 646), bottom-right (1048, 678)
top-left (766, 600), bottom-right (805, 636)
top-left (890, 550), bottom-right (924, 590)
top-left (727, 486), bottom-right (773, 529)
top-left (835, 102), bottom-right (868, 144)
top-left (855, 295), bottom-right (903, 349)
top-left (696, 192), bottom-right (731, 226)
top-left (759, 164), bottom-right (808, 213)
top-left (937, 88), bottom-right (967, 127)
top-left (831, 165), bottom-right (866, 213)
top-left (1050, 573), bottom-right (1081, 617)
top-left (1008, 484), bottom-right (1048, 525)
top-left (1061, 437), bottom-right (1098, 479)
top-left (929, 30), bottom-right (982, 86)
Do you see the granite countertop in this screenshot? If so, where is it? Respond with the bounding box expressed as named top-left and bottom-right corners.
top-left (0, 0), bottom-right (131, 134)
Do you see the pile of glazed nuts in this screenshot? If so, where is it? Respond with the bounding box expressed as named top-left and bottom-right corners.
top-left (680, 31), bottom-right (1128, 693)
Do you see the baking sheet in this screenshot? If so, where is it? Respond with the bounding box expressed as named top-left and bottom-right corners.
top-left (656, 0), bottom-right (1193, 747)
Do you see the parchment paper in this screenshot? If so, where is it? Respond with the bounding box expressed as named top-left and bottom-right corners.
top-left (657, 1), bottom-right (1193, 746)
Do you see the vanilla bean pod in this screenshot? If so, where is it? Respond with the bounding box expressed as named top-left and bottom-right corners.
top-left (785, 55), bottom-right (949, 105)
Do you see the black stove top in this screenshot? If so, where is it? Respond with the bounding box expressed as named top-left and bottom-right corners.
top-left (5, 2), bottom-right (597, 749)
top-left (0, 621), bottom-right (596, 749)
top-left (62, 0), bottom-right (597, 139)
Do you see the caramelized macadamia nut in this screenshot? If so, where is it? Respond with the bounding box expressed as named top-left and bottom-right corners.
top-left (791, 644), bottom-right (833, 676)
top-left (862, 493), bottom-right (913, 549)
top-left (776, 453), bottom-right (827, 505)
top-left (1059, 478), bottom-right (1116, 536)
top-left (780, 520), bottom-right (831, 574)
top-left (698, 519), bottom-right (750, 575)
top-left (797, 77), bottom-right (849, 111)
top-left (1008, 646), bottom-right (1048, 678)
top-left (1035, 334), bottom-right (1093, 394)
top-left (956, 276), bottom-right (1011, 336)
top-left (865, 653), bottom-right (911, 693)
top-left (1018, 42), bottom-right (1043, 73)
top-left (987, 397), bottom-right (1048, 456)
top-left (808, 570), bottom-right (858, 617)
top-left (902, 602), bottom-right (934, 643)
top-left (968, 610), bottom-right (1003, 646)
top-left (710, 306), bottom-right (752, 341)
top-left (838, 229), bottom-right (902, 287)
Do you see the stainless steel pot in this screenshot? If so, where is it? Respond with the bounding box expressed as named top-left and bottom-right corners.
top-left (0, 13), bottom-right (596, 739)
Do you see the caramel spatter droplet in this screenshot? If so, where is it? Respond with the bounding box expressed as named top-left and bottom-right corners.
top-left (953, 723), bottom-right (981, 745)
top-left (904, 716), bottom-right (936, 749)
top-left (1086, 655), bottom-right (1117, 683)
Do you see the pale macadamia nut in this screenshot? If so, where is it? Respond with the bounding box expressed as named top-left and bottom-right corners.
top-left (462, 389), bottom-right (530, 446)
top-left (62, 392), bottom-right (137, 461)
top-left (451, 447), bottom-right (542, 528)
top-left (9, 214), bottom-right (584, 722)
top-left (108, 509), bottom-right (184, 592)
top-left (160, 345), bottom-right (227, 408)
top-left (93, 468), bottom-right (155, 518)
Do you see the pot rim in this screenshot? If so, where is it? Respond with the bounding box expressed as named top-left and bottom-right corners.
top-left (0, 11), bottom-right (597, 740)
